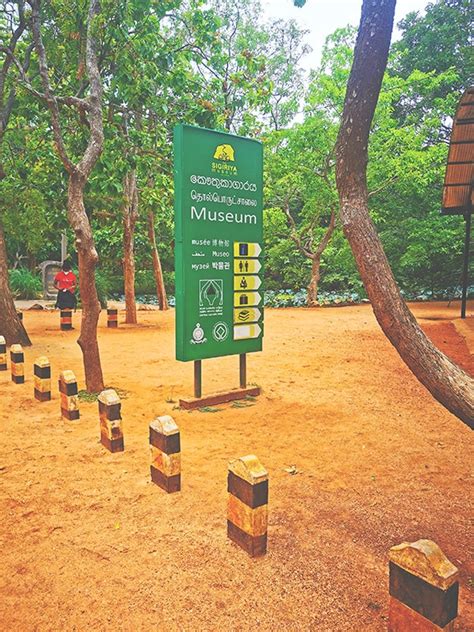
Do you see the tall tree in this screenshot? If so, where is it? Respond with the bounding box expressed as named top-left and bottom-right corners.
top-left (335, 0), bottom-right (474, 427)
top-left (0, 0), bottom-right (31, 345)
top-left (122, 170), bottom-right (138, 323)
top-left (29, 0), bottom-right (105, 391)
top-left (265, 117), bottom-right (338, 305)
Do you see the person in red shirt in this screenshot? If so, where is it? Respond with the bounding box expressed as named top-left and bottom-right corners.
top-left (54, 261), bottom-right (77, 310)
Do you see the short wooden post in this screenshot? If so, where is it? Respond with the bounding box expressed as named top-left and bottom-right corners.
top-left (0, 336), bottom-right (6, 371)
top-left (58, 370), bottom-right (80, 420)
top-left (149, 415), bottom-right (181, 493)
top-left (10, 344), bottom-right (24, 384)
top-left (98, 389), bottom-right (124, 452)
top-left (389, 539), bottom-right (459, 631)
top-left (107, 308), bottom-right (118, 328)
top-left (34, 356), bottom-right (51, 402)
top-left (17, 311), bottom-right (23, 322)
top-left (227, 454), bottom-right (268, 557)
top-left (60, 309), bottom-right (73, 330)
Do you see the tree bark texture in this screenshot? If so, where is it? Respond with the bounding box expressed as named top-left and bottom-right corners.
top-left (335, 0), bottom-right (474, 427)
top-left (69, 174), bottom-right (103, 391)
top-left (30, 0), bottom-right (105, 392)
top-left (307, 256), bottom-right (321, 306)
top-left (307, 208), bottom-right (336, 306)
top-left (123, 171), bottom-right (138, 324)
top-left (147, 211), bottom-right (168, 311)
top-left (0, 222), bottom-right (31, 346)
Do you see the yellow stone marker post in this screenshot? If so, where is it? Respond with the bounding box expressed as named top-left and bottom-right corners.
top-left (98, 389), bottom-right (124, 452)
top-left (388, 539), bottom-right (459, 631)
top-left (60, 310), bottom-right (73, 330)
top-left (227, 454), bottom-right (268, 557)
top-left (0, 335), bottom-right (6, 371)
top-left (34, 356), bottom-right (51, 402)
top-left (58, 370), bottom-right (79, 420)
top-left (10, 344), bottom-right (24, 384)
top-left (107, 308), bottom-right (118, 328)
top-left (149, 415), bottom-right (181, 493)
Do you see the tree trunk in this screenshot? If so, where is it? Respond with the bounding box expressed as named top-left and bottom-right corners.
top-left (307, 256), bottom-right (321, 306)
top-left (122, 171), bottom-right (138, 324)
top-left (30, 0), bottom-right (105, 393)
top-left (147, 210), bottom-right (168, 311)
top-left (335, 0), bottom-right (474, 427)
top-left (0, 221), bottom-right (31, 346)
top-left (69, 174), bottom-right (104, 392)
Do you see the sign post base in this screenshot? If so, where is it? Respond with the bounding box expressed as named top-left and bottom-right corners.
top-left (179, 386), bottom-right (260, 410)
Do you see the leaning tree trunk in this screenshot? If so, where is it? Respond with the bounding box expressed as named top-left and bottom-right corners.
top-left (335, 0), bottom-right (474, 427)
top-left (0, 221), bottom-right (31, 346)
top-left (307, 256), bottom-right (321, 306)
top-left (147, 210), bottom-right (168, 311)
top-left (69, 174), bottom-right (104, 392)
top-left (122, 171), bottom-right (138, 324)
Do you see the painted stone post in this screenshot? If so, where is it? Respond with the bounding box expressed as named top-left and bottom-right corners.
top-left (0, 336), bottom-right (6, 371)
top-left (98, 389), bottom-right (124, 452)
top-left (34, 356), bottom-right (51, 402)
top-left (58, 370), bottom-right (80, 420)
top-left (107, 308), bottom-right (118, 328)
top-left (10, 344), bottom-right (25, 384)
top-left (227, 454), bottom-right (268, 557)
top-left (60, 309), bottom-right (73, 330)
top-left (389, 539), bottom-right (459, 631)
top-left (149, 415), bottom-right (181, 493)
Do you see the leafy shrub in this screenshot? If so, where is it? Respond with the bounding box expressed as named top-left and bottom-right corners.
top-left (94, 271), bottom-right (112, 309)
top-left (8, 268), bottom-right (42, 299)
top-left (263, 289), bottom-right (364, 307)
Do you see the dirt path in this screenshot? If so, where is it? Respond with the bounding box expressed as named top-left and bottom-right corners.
top-left (0, 302), bottom-right (472, 631)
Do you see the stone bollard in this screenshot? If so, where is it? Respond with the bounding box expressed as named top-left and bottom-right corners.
top-left (389, 539), bottom-right (459, 631)
top-left (149, 416), bottom-right (181, 493)
top-left (0, 336), bottom-right (6, 371)
top-left (58, 370), bottom-right (80, 420)
top-left (107, 308), bottom-right (118, 328)
top-left (10, 344), bottom-right (25, 384)
top-left (227, 454), bottom-right (268, 557)
top-left (34, 356), bottom-right (51, 402)
top-left (60, 309), bottom-right (73, 331)
top-left (98, 389), bottom-right (124, 452)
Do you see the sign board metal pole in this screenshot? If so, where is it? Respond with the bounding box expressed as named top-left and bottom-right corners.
top-left (194, 360), bottom-right (202, 398)
top-left (461, 210), bottom-right (471, 319)
top-left (239, 353), bottom-right (247, 389)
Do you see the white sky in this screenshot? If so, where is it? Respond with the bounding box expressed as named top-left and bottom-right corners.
top-left (262, 0), bottom-right (429, 70)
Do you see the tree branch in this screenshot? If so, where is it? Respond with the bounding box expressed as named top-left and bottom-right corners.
top-left (29, 0), bottom-right (76, 174)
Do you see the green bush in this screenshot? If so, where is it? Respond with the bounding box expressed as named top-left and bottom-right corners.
top-left (9, 268), bottom-right (42, 299)
top-left (94, 271), bottom-right (112, 309)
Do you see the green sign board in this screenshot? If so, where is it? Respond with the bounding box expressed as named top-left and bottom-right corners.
top-left (174, 124), bottom-right (264, 362)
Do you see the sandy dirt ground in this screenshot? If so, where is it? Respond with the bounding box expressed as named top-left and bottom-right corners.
top-left (0, 301), bottom-right (472, 631)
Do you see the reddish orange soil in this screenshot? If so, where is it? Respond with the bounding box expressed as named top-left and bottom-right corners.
top-left (0, 301), bottom-right (472, 631)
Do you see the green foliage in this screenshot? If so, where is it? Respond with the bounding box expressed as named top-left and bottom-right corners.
top-left (0, 0), bottom-right (468, 309)
top-left (8, 268), bottom-right (42, 299)
top-left (95, 271), bottom-right (112, 309)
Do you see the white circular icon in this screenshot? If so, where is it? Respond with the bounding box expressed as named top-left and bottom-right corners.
top-left (192, 323), bottom-right (205, 342)
top-left (213, 321), bottom-right (229, 342)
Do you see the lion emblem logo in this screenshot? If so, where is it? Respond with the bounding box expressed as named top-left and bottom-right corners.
top-left (213, 144), bottom-right (235, 161)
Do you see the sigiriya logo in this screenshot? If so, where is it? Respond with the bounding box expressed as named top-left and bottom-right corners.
top-left (212, 143), bottom-right (238, 175)
top-left (213, 144), bottom-right (235, 161)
